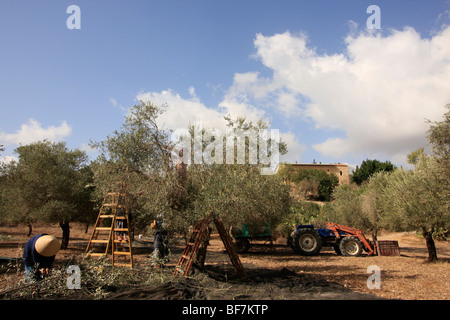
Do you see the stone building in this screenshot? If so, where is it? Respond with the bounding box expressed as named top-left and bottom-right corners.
top-left (278, 163), bottom-right (350, 185)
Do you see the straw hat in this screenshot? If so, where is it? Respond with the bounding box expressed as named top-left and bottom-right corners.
top-left (35, 235), bottom-right (60, 257)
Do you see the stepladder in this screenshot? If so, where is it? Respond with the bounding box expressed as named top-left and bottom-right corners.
top-left (174, 214), bottom-right (246, 278)
top-left (174, 214), bottom-right (212, 277)
top-left (84, 190), bottom-right (134, 268)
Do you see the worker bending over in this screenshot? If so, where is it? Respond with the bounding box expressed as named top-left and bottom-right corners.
top-left (23, 234), bottom-right (60, 282)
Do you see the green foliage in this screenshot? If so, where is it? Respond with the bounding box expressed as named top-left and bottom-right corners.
top-left (427, 104), bottom-right (450, 158)
top-left (319, 185), bottom-right (365, 227)
top-left (0, 257), bottom-right (178, 300)
top-left (426, 104), bottom-right (450, 178)
top-left (352, 159), bottom-right (395, 185)
top-left (278, 165), bottom-right (339, 201)
top-left (89, 101), bottom-right (173, 181)
top-left (0, 140), bottom-right (94, 246)
top-left (380, 155), bottom-right (449, 234)
top-left (380, 154), bottom-right (449, 261)
top-left (176, 115), bottom-right (291, 231)
top-left (89, 101), bottom-right (175, 233)
top-left (183, 164), bottom-right (291, 229)
top-left (276, 200), bottom-right (321, 236)
top-left (380, 106), bottom-right (450, 245)
top-left (359, 171), bottom-right (390, 237)
top-left (407, 148), bottom-right (425, 165)
top-left (89, 103), bottom-right (292, 237)
top-left (318, 171), bottom-right (390, 239)
top-left (223, 115), bottom-right (288, 158)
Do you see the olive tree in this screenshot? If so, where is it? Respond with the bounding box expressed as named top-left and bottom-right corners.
top-left (379, 107), bottom-right (450, 262)
top-left (183, 163), bottom-right (291, 229)
top-left (89, 101), bottom-right (177, 235)
top-left (318, 175), bottom-right (387, 240)
top-left (380, 155), bottom-right (449, 261)
top-left (0, 141), bottom-right (94, 248)
top-left (319, 185), bottom-right (366, 228)
top-left (90, 102), bottom-right (291, 239)
top-left (426, 104), bottom-right (449, 177)
top-left (166, 115), bottom-right (291, 233)
top-left (360, 171), bottom-right (390, 240)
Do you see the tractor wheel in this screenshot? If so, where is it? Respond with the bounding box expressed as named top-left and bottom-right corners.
top-left (293, 229), bottom-right (322, 256)
top-left (339, 237), bottom-right (363, 257)
top-left (235, 238), bottom-right (251, 254)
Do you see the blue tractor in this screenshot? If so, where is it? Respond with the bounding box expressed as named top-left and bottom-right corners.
top-left (233, 222), bottom-right (381, 256)
top-left (287, 223), bottom-right (378, 256)
top-left (287, 225), bottom-right (342, 256)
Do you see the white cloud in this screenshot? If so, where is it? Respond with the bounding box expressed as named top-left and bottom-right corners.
top-left (279, 131), bottom-right (306, 163)
top-left (0, 119), bottom-right (72, 146)
top-left (136, 88), bottom-right (303, 163)
top-left (110, 97), bottom-right (127, 112)
top-left (136, 84), bottom-right (271, 132)
top-left (109, 98), bottom-right (118, 107)
top-left (0, 156), bottom-right (18, 165)
top-left (137, 89), bottom-right (227, 131)
top-left (80, 143), bottom-right (95, 154)
top-left (236, 27), bottom-right (450, 165)
top-left (136, 25), bottom-right (450, 166)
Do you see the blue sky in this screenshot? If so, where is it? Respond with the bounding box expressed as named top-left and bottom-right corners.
top-left (1, 0), bottom-right (450, 170)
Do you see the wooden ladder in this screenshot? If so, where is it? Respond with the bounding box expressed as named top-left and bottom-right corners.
top-left (213, 217), bottom-right (246, 278)
top-left (174, 214), bottom-right (212, 276)
top-left (174, 215), bottom-right (246, 278)
top-left (84, 191), bottom-right (134, 268)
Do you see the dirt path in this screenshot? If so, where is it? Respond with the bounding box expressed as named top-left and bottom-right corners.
top-left (1, 223), bottom-right (449, 300)
top-left (196, 230), bottom-right (449, 300)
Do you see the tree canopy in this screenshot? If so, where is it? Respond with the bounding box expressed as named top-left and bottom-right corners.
top-left (89, 101), bottom-right (292, 237)
top-left (277, 165), bottom-right (339, 201)
top-left (0, 140), bottom-right (94, 248)
top-left (352, 159), bottom-right (395, 185)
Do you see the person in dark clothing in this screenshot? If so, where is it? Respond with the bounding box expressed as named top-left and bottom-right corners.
top-left (151, 217), bottom-right (169, 267)
top-left (23, 234), bottom-right (60, 282)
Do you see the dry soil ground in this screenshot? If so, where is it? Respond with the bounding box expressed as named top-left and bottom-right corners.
top-left (0, 222), bottom-right (449, 301)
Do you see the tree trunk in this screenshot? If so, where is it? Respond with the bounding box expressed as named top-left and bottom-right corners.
top-left (127, 212), bottom-right (134, 241)
top-left (59, 221), bottom-right (70, 250)
top-left (371, 229), bottom-right (378, 242)
top-left (422, 227), bottom-right (438, 262)
top-left (26, 222), bottom-right (32, 237)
